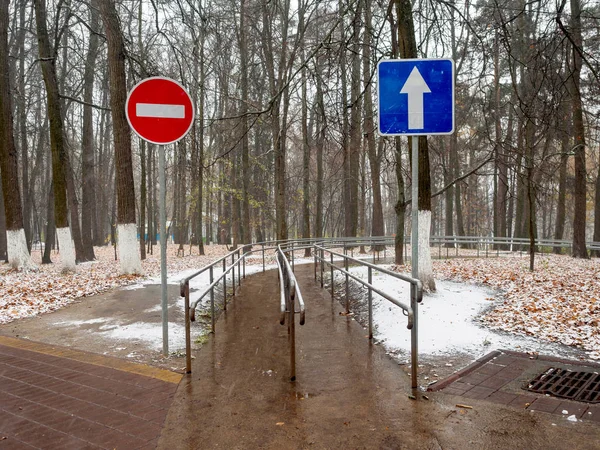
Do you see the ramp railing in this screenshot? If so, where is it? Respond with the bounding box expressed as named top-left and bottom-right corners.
top-left (313, 243), bottom-right (423, 389)
top-left (180, 244), bottom-right (276, 373)
top-left (276, 245), bottom-right (306, 381)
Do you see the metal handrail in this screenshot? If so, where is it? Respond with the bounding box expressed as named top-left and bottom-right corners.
top-left (180, 233), bottom-right (598, 376)
top-left (313, 243), bottom-right (422, 389)
top-left (181, 244), bottom-right (277, 373)
top-left (276, 245), bottom-right (306, 381)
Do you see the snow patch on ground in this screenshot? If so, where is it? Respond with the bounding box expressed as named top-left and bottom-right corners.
top-left (101, 321), bottom-right (187, 352)
top-left (350, 265), bottom-right (594, 362)
top-left (53, 318), bottom-right (109, 326)
top-left (53, 316), bottom-right (188, 352)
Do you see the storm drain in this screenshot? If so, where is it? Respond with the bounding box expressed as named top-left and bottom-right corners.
top-left (525, 367), bottom-right (600, 403)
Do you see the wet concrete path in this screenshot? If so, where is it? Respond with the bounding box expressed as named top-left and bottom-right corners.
top-left (157, 266), bottom-right (600, 449)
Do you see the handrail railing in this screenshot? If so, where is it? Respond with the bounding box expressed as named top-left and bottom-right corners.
top-left (250, 235), bottom-right (600, 260)
top-left (313, 243), bottom-right (423, 389)
top-left (180, 244), bottom-right (277, 373)
top-left (180, 234), bottom-right (598, 377)
top-left (276, 245), bottom-right (306, 381)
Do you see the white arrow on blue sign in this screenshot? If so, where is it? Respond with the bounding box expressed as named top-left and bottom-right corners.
top-left (377, 58), bottom-right (455, 136)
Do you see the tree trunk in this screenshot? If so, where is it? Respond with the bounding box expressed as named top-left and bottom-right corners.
top-left (554, 152), bottom-right (568, 252)
top-left (240, 0), bottom-right (251, 246)
top-left (42, 181), bottom-right (55, 264)
top-left (16, 0), bottom-right (31, 252)
top-left (80, 5), bottom-right (100, 261)
top-left (97, 0), bottom-right (142, 273)
top-left (394, 137), bottom-right (405, 265)
top-left (364, 0), bottom-right (384, 247)
top-left (315, 67), bottom-right (325, 239)
top-left (397, 0), bottom-right (435, 290)
top-left (300, 0), bottom-right (311, 255)
top-left (569, 0), bottom-right (588, 259)
top-left (0, 172), bottom-right (6, 262)
top-left (196, 15), bottom-right (206, 255)
top-left (147, 144), bottom-right (154, 253)
top-left (34, 0), bottom-right (75, 270)
top-left (139, 139), bottom-right (146, 259)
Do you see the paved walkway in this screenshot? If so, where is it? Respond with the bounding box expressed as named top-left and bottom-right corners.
top-left (158, 266), bottom-right (600, 449)
top-left (429, 349), bottom-right (600, 422)
top-left (0, 336), bottom-right (181, 449)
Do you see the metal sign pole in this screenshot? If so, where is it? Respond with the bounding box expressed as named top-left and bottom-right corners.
top-left (411, 136), bottom-right (419, 389)
top-left (159, 144), bottom-right (168, 356)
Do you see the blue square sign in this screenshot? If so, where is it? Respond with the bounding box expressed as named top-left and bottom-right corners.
top-left (378, 58), bottom-right (455, 136)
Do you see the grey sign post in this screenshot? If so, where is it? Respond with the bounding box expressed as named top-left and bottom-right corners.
top-left (159, 145), bottom-right (167, 355)
top-left (378, 58), bottom-right (455, 389)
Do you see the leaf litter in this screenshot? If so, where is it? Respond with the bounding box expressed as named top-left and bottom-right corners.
top-left (0, 244), bottom-right (267, 325)
top-left (429, 254), bottom-right (600, 360)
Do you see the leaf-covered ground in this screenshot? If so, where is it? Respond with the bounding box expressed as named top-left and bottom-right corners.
top-left (429, 254), bottom-right (600, 360)
top-left (0, 244), bottom-right (243, 324)
top-left (3, 246), bottom-right (599, 360)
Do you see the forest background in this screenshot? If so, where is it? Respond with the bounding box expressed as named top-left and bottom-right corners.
top-left (0, 0), bottom-right (599, 277)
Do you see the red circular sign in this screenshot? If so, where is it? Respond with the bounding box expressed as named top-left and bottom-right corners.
top-left (126, 77), bottom-right (195, 145)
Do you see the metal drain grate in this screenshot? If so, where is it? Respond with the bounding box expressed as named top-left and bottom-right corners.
top-left (526, 367), bottom-right (600, 403)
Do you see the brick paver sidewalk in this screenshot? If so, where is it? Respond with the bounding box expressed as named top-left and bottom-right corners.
top-left (0, 336), bottom-right (181, 449)
top-left (429, 349), bottom-right (600, 422)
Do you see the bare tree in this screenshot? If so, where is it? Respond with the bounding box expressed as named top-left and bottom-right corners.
top-left (96, 0), bottom-right (142, 274)
top-left (396, 0), bottom-right (435, 290)
top-left (0, 0), bottom-right (33, 269)
top-left (34, 0), bottom-right (76, 271)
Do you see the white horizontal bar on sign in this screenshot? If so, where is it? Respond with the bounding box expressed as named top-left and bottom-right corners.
top-left (136, 103), bottom-right (185, 119)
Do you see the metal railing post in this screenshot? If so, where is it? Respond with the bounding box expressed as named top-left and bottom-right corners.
top-left (232, 253), bottom-right (236, 296)
top-left (368, 267), bottom-right (373, 339)
top-left (320, 248), bottom-right (324, 288)
top-left (411, 283), bottom-right (418, 389)
top-left (330, 251), bottom-right (334, 300)
top-left (344, 256), bottom-right (349, 314)
top-left (210, 267), bottom-right (215, 333)
top-left (184, 282), bottom-right (192, 374)
top-left (313, 247), bottom-right (317, 281)
top-left (289, 288), bottom-right (296, 381)
top-left (262, 243), bottom-right (265, 272)
top-left (223, 259), bottom-right (227, 310)
top-left (243, 250), bottom-right (246, 279)
top-left (291, 242), bottom-right (295, 272)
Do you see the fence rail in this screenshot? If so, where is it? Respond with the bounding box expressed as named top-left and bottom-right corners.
top-left (313, 243), bottom-right (423, 389)
top-left (277, 245), bottom-right (306, 381)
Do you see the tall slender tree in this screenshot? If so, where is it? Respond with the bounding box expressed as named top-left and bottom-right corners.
top-left (0, 0), bottom-right (33, 269)
top-left (396, 0), bottom-right (436, 290)
top-left (34, 0), bottom-right (76, 271)
top-left (96, 0), bottom-right (142, 274)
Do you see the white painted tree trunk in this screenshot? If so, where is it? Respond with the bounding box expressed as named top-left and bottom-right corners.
top-left (418, 210), bottom-right (436, 292)
top-left (117, 223), bottom-right (143, 274)
top-left (56, 227), bottom-right (76, 272)
top-left (6, 229), bottom-right (35, 270)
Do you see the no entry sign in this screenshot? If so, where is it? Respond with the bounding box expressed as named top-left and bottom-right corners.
top-left (126, 77), bottom-right (194, 145)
